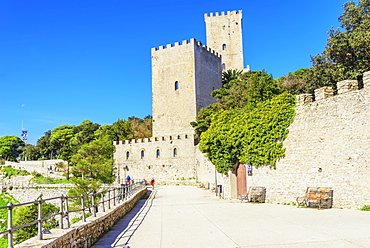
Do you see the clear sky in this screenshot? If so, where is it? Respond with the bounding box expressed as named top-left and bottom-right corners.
top-left (0, 0), bottom-right (349, 145)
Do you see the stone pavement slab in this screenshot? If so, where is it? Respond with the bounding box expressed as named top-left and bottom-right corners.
top-left (92, 186), bottom-right (370, 248)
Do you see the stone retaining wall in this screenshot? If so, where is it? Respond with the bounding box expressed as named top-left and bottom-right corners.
top-left (16, 188), bottom-right (147, 248)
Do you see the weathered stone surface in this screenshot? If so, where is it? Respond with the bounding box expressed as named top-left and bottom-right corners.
top-left (248, 86), bottom-right (370, 209)
top-left (296, 94), bottom-right (313, 105)
top-left (337, 80), bottom-right (358, 94)
top-left (314, 86), bottom-right (334, 101)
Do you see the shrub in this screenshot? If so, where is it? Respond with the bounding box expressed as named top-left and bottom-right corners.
top-left (360, 205), bottom-right (370, 211)
top-left (0, 167), bottom-right (30, 178)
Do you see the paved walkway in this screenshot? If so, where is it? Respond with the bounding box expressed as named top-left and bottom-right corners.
top-left (92, 186), bottom-right (370, 248)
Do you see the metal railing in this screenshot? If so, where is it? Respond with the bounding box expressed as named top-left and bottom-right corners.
top-left (0, 180), bottom-right (146, 248)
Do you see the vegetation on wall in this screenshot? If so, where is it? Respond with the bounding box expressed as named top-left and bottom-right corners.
top-left (192, 70), bottom-right (282, 137)
top-left (199, 92), bottom-right (295, 175)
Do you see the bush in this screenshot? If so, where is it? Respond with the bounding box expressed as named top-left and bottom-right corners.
top-left (0, 192), bottom-right (20, 229)
top-left (0, 167), bottom-right (30, 178)
top-left (13, 199), bottom-right (59, 244)
top-left (360, 205), bottom-right (370, 211)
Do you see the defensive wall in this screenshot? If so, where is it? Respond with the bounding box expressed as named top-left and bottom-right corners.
top-left (114, 134), bottom-right (198, 184)
top-left (247, 71), bottom-right (370, 209)
top-left (16, 188), bottom-right (147, 248)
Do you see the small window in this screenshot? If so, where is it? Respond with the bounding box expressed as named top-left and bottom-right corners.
top-left (222, 63), bottom-right (226, 70)
top-left (141, 150), bottom-right (145, 159)
top-left (156, 149), bottom-right (160, 158)
top-left (175, 81), bottom-right (179, 90)
top-left (173, 148), bottom-right (178, 157)
top-left (126, 151), bottom-right (130, 159)
top-left (222, 44), bottom-right (226, 50)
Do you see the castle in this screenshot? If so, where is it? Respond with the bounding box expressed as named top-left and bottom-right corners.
top-left (114, 10), bottom-right (246, 187)
top-left (114, 10), bottom-right (370, 209)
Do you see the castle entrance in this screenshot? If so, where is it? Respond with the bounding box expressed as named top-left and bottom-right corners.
top-left (236, 163), bottom-right (247, 196)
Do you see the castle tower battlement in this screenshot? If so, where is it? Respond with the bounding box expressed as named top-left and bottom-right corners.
top-left (151, 38), bottom-right (221, 58)
top-left (204, 10), bottom-right (242, 18)
top-left (204, 10), bottom-right (244, 71)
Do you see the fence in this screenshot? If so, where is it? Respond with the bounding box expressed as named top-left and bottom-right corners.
top-left (0, 180), bottom-right (146, 248)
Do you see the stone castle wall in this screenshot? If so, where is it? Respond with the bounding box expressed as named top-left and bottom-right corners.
top-left (114, 134), bottom-right (198, 184)
top-left (151, 38), bottom-right (221, 137)
top-left (247, 72), bottom-right (370, 209)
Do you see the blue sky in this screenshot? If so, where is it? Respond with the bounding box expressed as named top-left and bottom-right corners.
top-left (0, 0), bottom-right (349, 145)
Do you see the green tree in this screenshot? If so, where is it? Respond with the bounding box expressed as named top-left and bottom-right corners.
top-left (304, 0), bottom-right (370, 91)
top-left (50, 125), bottom-right (75, 160)
top-left (222, 69), bottom-right (243, 85)
top-left (276, 68), bottom-right (310, 94)
top-left (199, 93), bottom-right (296, 175)
top-left (0, 136), bottom-right (25, 162)
top-left (193, 70), bottom-right (282, 137)
top-left (111, 119), bottom-right (133, 141)
top-left (35, 131), bottom-right (55, 159)
top-left (212, 70), bottom-right (282, 110)
top-left (70, 120), bottom-right (100, 150)
top-left (71, 139), bottom-right (114, 184)
top-left (22, 144), bottom-right (40, 161)
top-left (128, 115), bottom-right (152, 139)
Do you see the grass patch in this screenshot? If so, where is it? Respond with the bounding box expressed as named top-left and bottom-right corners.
top-left (29, 176), bottom-right (69, 184)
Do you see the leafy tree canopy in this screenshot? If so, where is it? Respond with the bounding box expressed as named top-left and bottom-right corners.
top-left (0, 136), bottom-right (25, 162)
top-left (199, 92), bottom-right (296, 175)
top-left (302, 0), bottom-right (370, 92)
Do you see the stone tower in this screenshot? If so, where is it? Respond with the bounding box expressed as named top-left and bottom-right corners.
top-left (204, 10), bottom-right (244, 70)
top-left (151, 38), bottom-right (222, 137)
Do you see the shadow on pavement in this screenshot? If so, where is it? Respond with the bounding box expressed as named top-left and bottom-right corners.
top-left (92, 188), bottom-right (156, 248)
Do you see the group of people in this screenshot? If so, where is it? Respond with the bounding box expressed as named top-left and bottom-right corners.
top-left (126, 175), bottom-right (155, 189)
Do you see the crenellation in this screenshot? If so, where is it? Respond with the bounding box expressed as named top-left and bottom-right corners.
top-left (204, 10), bottom-right (242, 18)
top-left (314, 86), bottom-right (334, 101)
top-left (363, 71), bottom-right (370, 87)
top-left (296, 94), bottom-right (313, 106)
top-left (174, 42), bottom-right (180, 46)
top-left (337, 80), bottom-right (358, 94)
top-left (166, 43), bottom-right (172, 48)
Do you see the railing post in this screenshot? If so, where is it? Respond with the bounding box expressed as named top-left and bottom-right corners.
top-left (81, 195), bottom-right (86, 222)
top-left (92, 194), bottom-right (96, 217)
top-left (108, 190), bottom-right (111, 209)
top-left (7, 202), bottom-right (13, 248)
top-left (102, 193), bottom-right (105, 212)
top-left (59, 195), bottom-right (64, 229)
top-left (65, 196), bottom-right (70, 228)
top-left (37, 198), bottom-right (43, 240)
top-left (113, 188), bottom-right (116, 206)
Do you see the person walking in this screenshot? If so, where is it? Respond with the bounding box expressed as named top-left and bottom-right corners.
top-left (150, 178), bottom-right (155, 189)
top-left (126, 175), bottom-right (131, 184)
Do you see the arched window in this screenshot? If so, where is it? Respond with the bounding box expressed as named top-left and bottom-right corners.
top-left (141, 150), bottom-right (145, 159)
top-left (156, 149), bottom-right (160, 158)
top-left (173, 148), bottom-right (178, 157)
top-left (175, 81), bottom-right (179, 90)
top-left (222, 63), bottom-right (226, 70)
top-left (126, 151), bottom-right (130, 159)
top-left (222, 44), bottom-right (227, 50)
